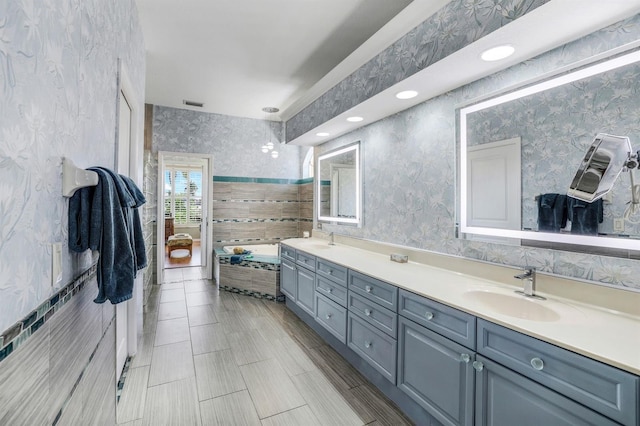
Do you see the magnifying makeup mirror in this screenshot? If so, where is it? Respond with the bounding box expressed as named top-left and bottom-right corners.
top-left (568, 133), bottom-right (637, 203)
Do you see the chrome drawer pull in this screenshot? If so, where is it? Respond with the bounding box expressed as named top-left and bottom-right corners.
top-left (325, 313), bottom-right (332, 320)
top-left (460, 353), bottom-right (470, 363)
top-left (365, 285), bottom-right (372, 293)
top-left (425, 311), bottom-right (434, 320)
top-left (530, 357), bottom-right (544, 371)
top-left (364, 341), bottom-right (372, 349)
top-left (472, 361), bottom-right (484, 372)
top-left (364, 309), bottom-right (371, 316)
top-left (327, 287), bottom-right (333, 294)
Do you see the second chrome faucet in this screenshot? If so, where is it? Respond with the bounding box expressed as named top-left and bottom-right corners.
top-left (514, 267), bottom-right (546, 300)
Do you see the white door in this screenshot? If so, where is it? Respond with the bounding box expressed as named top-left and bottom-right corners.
top-left (115, 89), bottom-right (132, 382)
top-left (157, 152), bottom-right (214, 281)
top-left (467, 138), bottom-right (521, 243)
top-left (115, 63), bottom-right (143, 383)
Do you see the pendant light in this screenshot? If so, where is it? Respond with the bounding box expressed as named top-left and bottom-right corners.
top-left (261, 106), bottom-right (280, 158)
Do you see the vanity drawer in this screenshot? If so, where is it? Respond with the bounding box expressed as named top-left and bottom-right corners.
top-left (316, 258), bottom-right (347, 287)
top-left (399, 289), bottom-right (475, 350)
top-left (316, 275), bottom-right (348, 307)
top-left (315, 293), bottom-right (347, 344)
top-left (296, 250), bottom-right (316, 272)
top-left (348, 270), bottom-right (398, 312)
top-left (477, 319), bottom-right (639, 426)
top-left (348, 291), bottom-right (397, 338)
top-left (280, 244), bottom-right (296, 262)
top-left (348, 313), bottom-right (397, 384)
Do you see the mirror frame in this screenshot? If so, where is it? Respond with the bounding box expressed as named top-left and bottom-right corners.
top-left (459, 47), bottom-right (640, 251)
top-left (317, 142), bottom-right (362, 225)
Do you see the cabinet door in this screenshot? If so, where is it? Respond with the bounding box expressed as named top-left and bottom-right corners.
top-left (295, 267), bottom-right (315, 316)
top-left (280, 259), bottom-right (296, 300)
top-left (397, 317), bottom-right (474, 426)
top-left (474, 355), bottom-right (618, 426)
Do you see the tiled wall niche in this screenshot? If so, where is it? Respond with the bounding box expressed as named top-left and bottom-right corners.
top-left (0, 267), bottom-right (116, 424)
top-left (212, 177), bottom-right (313, 246)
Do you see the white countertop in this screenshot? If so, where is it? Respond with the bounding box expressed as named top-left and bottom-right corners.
top-left (283, 238), bottom-right (640, 375)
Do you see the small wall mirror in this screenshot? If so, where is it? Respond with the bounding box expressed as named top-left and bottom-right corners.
top-left (317, 142), bottom-right (362, 225)
top-left (459, 47), bottom-right (640, 251)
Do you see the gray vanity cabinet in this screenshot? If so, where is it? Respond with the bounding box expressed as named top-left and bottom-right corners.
top-left (474, 355), bottom-right (618, 426)
top-left (296, 266), bottom-right (315, 316)
top-left (295, 250), bottom-right (316, 316)
top-left (279, 245), bottom-right (315, 316)
top-left (397, 316), bottom-right (475, 426)
top-left (280, 259), bottom-right (297, 300)
top-left (477, 319), bottom-right (639, 426)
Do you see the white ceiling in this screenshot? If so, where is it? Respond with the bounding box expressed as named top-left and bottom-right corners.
top-left (136, 0), bottom-right (423, 120)
top-left (136, 0), bottom-right (640, 133)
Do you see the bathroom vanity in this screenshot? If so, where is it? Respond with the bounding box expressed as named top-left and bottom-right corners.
top-left (280, 237), bottom-right (640, 426)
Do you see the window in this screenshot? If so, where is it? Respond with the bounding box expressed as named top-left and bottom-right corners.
top-left (303, 147), bottom-right (314, 178)
top-left (164, 167), bottom-right (203, 225)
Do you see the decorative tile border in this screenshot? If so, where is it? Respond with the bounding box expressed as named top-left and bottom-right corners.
top-left (0, 264), bottom-right (98, 364)
top-left (219, 285), bottom-right (284, 302)
top-left (213, 175), bottom-right (312, 185)
top-left (217, 257), bottom-right (280, 269)
top-left (212, 218), bottom-right (299, 223)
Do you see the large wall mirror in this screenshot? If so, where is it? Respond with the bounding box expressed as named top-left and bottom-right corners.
top-left (459, 47), bottom-right (640, 251)
top-left (317, 142), bottom-right (362, 225)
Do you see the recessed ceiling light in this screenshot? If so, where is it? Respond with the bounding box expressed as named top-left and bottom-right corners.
top-left (481, 45), bottom-right (515, 62)
top-left (396, 90), bottom-right (418, 99)
top-left (316, 132), bottom-right (330, 137)
top-left (346, 116), bottom-right (363, 122)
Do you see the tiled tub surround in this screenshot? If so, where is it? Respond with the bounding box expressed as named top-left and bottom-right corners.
top-left (215, 246), bottom-right (282, 300)
top-left (0, 265), bottom-right (117, 424)
top-left (212, 177), bottom-right (313, 245)
top-left (281, 236), bottom-right (640, 425)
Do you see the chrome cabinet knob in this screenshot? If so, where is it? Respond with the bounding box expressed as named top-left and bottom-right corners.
top-left (365, 285), bottom-right (372, 293)
top-left (364, 341), bottom-right (372, 349)
top-left (530, 357), bottom-right (544, 371)
top-left (472, 361), bottom-right (484, 372)
top-left (425, 311), bottom-right (434, 320)
top-left (325, 313), bottom-right (332, 320)
top-left (328, 270), bottom-right (333, 275)
top-left (327, 287), bottom-right (333, 293)
top-left (460, 353), bottom-right (470, 363)
top-left (364, 309), bottom-right (371, 316)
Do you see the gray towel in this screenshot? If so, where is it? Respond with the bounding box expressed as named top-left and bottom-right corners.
top-left (68, 167), bottom-right (146, 304)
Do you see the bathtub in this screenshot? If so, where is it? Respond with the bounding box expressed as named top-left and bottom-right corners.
top-left (222, 243), bottom-right (279, 258)
top-left (214, 243), bottom-right (282, 300)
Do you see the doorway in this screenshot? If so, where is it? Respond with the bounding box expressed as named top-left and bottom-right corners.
top-left (157, 152), bottom-right (214, 284)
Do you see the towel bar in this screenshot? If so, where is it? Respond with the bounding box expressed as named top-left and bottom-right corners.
top-left (62, 157), bottom-right (99, 198)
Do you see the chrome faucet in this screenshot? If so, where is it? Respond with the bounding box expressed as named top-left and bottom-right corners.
top-left (328, 232), bottom-right (335, 245)
top-left (514, 267), bottom-right (545, 300)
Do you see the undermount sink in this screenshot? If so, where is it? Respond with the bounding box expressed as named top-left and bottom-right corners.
top-left (464, 290), bottom-right (561, 322)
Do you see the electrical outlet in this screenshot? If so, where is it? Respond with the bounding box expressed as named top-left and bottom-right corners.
top-left (613, 218), bottom-right (625, 233)
top-left (52, 243), bottom-right (62, 287)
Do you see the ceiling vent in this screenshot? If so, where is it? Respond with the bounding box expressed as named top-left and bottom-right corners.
top-left (183, 100), bottom-right (204, 108)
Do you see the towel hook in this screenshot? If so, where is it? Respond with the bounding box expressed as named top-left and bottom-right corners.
top-left (62, 157), bottom-right (99, 198)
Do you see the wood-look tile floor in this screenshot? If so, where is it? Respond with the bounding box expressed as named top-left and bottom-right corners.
top-left (117, 267), bottom-right (414, 426)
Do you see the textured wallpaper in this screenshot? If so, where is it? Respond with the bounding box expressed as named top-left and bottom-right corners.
top-left (466, 60), bottom-right (640, 236)
top-left (286, 0), bottom-right (550, 141)
top-left (152, 106), bottom-right (301, 179)
top-left (0, 0), bottom-right (146, 332)
top-left (315, 15), bottom-right (640, 290)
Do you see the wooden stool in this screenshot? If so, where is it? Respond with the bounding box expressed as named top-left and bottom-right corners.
top-left (167, 233), bottom-right (193, 257)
